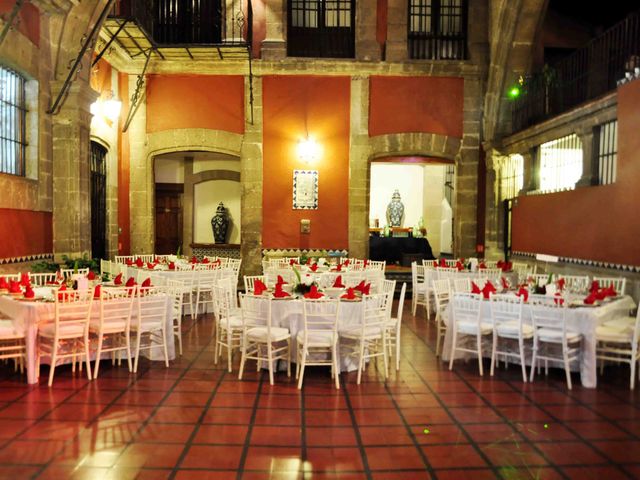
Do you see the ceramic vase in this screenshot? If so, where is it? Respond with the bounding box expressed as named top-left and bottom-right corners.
top-left (211, 202), bottom-right (229, 244)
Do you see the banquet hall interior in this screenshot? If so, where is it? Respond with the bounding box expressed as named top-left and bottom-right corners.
top-left (1, 0), bottom-right (640, 478)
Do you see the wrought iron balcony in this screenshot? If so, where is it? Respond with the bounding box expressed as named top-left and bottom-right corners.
top-left (511, 9), bottom-right (640, 133)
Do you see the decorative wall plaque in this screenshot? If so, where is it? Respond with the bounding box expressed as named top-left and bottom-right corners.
top-left (293, 170), bottom-right (318, 209)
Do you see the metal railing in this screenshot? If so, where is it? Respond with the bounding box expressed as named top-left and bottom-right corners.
top-left (512, 9), bottom-right (640, 132)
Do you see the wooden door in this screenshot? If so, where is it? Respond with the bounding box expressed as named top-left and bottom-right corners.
top-left (90, 142), bottom-right (107, 260)
top-left (155, 185), bottom-right (183, 254)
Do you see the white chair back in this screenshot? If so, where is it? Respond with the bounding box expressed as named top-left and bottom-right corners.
top-left (489, 294), bottom-right (523, 330)
top-left (53, 288), bottom-right (93, 338)
top-left (592, 276), bottom-right (626, 295)
top-left (61, 268), bottom-right (89, 280)
top-left (99, 287), bottom-right (134, 332)
top-left (529, 294), bottom-right (568, 339)
top-left (558, 275), bottom-right (590, 293)
top-left (244, 275), bottom-right (266, 294)
top-left (366, 260), bottom-right (386, 271)
top-left (452, 277), bottom-right (471, 293)
top-left (135, 286), bottom-right (169, 330)
top-left (28, 272), bottom-right (57, 286)
top-left (432, 279), bottom-right (451, 312)
top-left (301, 297), bottom-right (340, 341)
top-left (451, 292), bottom-right (483, 328)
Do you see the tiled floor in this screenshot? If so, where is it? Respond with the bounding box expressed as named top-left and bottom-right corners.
top-left (0, 302), bottom-right (639, 479)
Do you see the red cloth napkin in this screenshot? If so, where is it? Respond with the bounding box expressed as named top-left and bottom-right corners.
top-left (306, 258), bottom-right (312, 265)
top-left (590, 280), bottom-right (600, 294)
top-left (168, 262), bottom-right (176, 270)
top-left (276, 275), bottom-right (287, 286)
top-left (9, 281), bottom-right (21, 293)
top-left (154, 257), bottom-right (160, 264)
top-left (604, 285), bottom-right (617, 298)
top-left (87, 270), bottom-right (96, 280)
top-left (20, 273), bottom-right (30, 287)
top-left (146, 262), bottom-right (155, 270)
top-left (584, 292), bottom-right (597, 305)
top-left (289, 258), bottom-right (298, 266)
top-left (114, 273), bottom-right (123, 285)
top-left (202, 258), bottom-right (210, 264)
top-left (471, 282), bottom-right (481, 294)
top-left (556, 278), bottom-right (565, 291)
top-left (334, 263), bottom-right (343, 272)
top-left (455, 261), bottom-right (464, 271)
top-left (333, 275), bottom-right (345, 288)
top-left (57, 285), bottom-right (68, 301)
top-left (439, 258), bottom-right (447, 267)
top-left (341, 288), bottom-right (357, 300)
top-left (190, 256), bottom-right (198, 264)
top-left (141, 278), bottom-right (152, 288)
top-left (343, 259), bottom-right (350, 267)
top-left (362, 283), bottom-right (371, 295)
top-left (125, 277), bottom-right (136, 287)
top-left (0, 277), bottom-right (8, 289)
top-left (433, 260), bottom-right (438, 268)
top-left (23, 286), bottom-right (35, 299)
top-left (310, 263), bottom-right (319, 272)
top-left (253, 279), bottom-right (268, 296)
top-left (93, 285), bottom-right (101, 299)
top-left (125, 259), bottom-right (133, 266)
top-left (554, 293), bottom-right (564, 306)
top-left (304, 285), bottom-right (324, 299)
top-left (497, 260), bottom-right (504, 268)
top-left (500, 277), bottom-right (509, 290)
top-left (482, 281), bottom-right (497, 299)
top-left (273, 283), bottom-right (291, 298)
top-left (479, 261), bottom-right (487, 269)
top-left (135, 258), bottom-right (144, 267)
top-left (501, 261), bottom-right (513, 272)
top-left (354, 280), bottom-right (365, 293)
top-left (595, 288), bottom-right (607, 301)
top-left (516, 286), bottom-right (529, 302)
top-left (363, 260), bottom-right (369, 268)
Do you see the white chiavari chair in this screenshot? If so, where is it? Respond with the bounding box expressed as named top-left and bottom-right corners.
top-left (61, 268), bottom-right (89, 280)
top-left (244, 275), bottom-right (267, 294)
top-left (115, 255), bottom-right (134, 264)
top-left (131, 286), bottom-right (170, 373)
top-left (213, 284), bottom-right (243, 372)
top-left (193, 269), bottom-right (220, 319)
top-left (365, 260), bottom-right (386, 271)
top-left (411, 261), bottom-right (430, 319)
top-left (452, 277), bottom-right (472, 293)
top-left (134, 255), bottom-right (155, 264)
top-left (0, 314), bottom-right (26, 375)
top-left (28, 272), bottom-right (57, 286)
top-left (166, 279), bottom-right (187, 355)
top-left (432, 278), bottom-right (451, 357)
top-left (557, 274), bottom-right (590, 293)
top-left (448, 292), bottom-right (491, 376)
top-left (592, 276), bottom-right (627, 295)
top-left (386, 282), bottom-right (407, 371)
top-left (596, 306), bottom-right (640, 390)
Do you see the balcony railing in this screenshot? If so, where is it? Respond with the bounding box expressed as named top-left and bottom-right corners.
top-left (512, 9), bottom-right (640, 132)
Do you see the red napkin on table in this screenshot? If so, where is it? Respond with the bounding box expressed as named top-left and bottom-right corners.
top-left (253, 279), bottom-right (268, 296)
top-left (333, 263), bottom-right (343, 272)
top-left (333, 275), bottom-right (345, 288)
top-left (516, 286), bottom-right (529, 302)
top-left (125, 277), bottom-right (136, 287)
top-left (57, 285), bottom-right (68, 301)
top-left (276, 275), bottom-right (287, 286)
top-left (501, 277), bottom-right (509, 290)
top-left (114, 273), bottom-right (123, 285)
top-left (9, 281), bottom-right (21, 293)
top-left (455, 261), bottom-right (464, 271)
top-left (273, 283), bottom-right (291, 298)
top-left (23, 286), bottom-right (35, 299)
top-left (56, 270), bottom-right (64, 283)
top-left (554, 293), bottom-right (564, 306)
top-left (289, 258), bottom-right (298, 266)
top-left (354, 280), bottom-right (365, 292)
top-left (93, 285), bottom-right (101, 299)
top-left (556, 278), bottom-right (565, 291)
top-left (20, 273), bottom-right (30, 287)
top-left (471, 282), bottom-right (481, 294)
top-left (304, 285), bottom-right (324, 299)
top-left (310, 263), bottom-right (319, 272)
top-left (168, 262), bottom-right (176, 270)
top-left (501, 261), bottom-right (513, 272)
top-left (604, 285), bottom-right (617, 298)
top-left (590, 280), bottom-right (600, 294)
top-left (87, 270), bottom-right (96, 280)
top-left (213, 259), bottom-right (222, 266)
top-left (190, 256), bottom-right (198, 264)
top-left (141, 278), bottom-right (152, 288)
top-left (363, 260), bottom-right (369, 268)
top-left (479, 261), bottom-right (487, 269)
top-left (125, 259), bottom-right (133, 266)
top-left (595, 288), bottom-right (607, 301)
top-left (433, 260), bottom-right (438, 268)
top-left (154, 257), bottom-right (160, 264)
top-left (0, 277), bottom-right (8, 289)
top-left (306, 258), bottom-right (312, 265)
top-left (439, 258), bottom-right (447, 268)
top-left (584, 292), bottom-right (597, 305)
top-left (341, 288), bottom-right (357, 300)
top-left (343, 259), bottom-right (350, 267)
top-left (361, 283), bottom-right (371, 295)
top-left (482, 281), bottom-right (497, 300)
top-left (135, 258), bottom-right (144, 267)
top-left (497, 260), bottom-right (504, 268)
top-left (202, 257), bottom-right (210, 264)
top-left (146, 262), bottom-right (155, 270)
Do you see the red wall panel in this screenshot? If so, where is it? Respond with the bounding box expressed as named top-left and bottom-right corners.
top-left (0, 209), bottom-right (52, 259)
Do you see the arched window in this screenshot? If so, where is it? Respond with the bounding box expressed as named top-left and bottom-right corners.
top-left (0, 65), bottom-right (27, 176)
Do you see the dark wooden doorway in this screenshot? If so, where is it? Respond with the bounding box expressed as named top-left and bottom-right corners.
top-left (155, 183), bottom-right (183, 255)
top-left (90, 141), bottom-right (107, 260)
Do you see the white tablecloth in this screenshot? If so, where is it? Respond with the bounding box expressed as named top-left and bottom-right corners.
top-left (0, 293), bottom-right (175, 384)
top-left (441, 295), bottom-right (636, 388)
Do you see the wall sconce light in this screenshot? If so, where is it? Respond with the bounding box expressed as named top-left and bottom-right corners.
top-left (297, 136), bottom-right (321, 163)
top-left (90, 91), bottom-right (122, 123)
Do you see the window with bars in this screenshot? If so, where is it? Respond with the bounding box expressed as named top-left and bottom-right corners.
top-left (288, 0), bottom-right (355, 58)
top-left (499, 154), bottom-right (524, 201)
top-left (538, 134), bottom-right (583, 192)
top-left (0, 66), bottom-right (26, 176)
top-left (596, 120), bottom-right (617, 185)
top-left (408, 0), bottom-right (467, 60)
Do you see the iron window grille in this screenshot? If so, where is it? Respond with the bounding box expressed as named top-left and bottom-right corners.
top-left (408, 0), bottom-right (468, 60)
top-left (499, 154), bottom-right (524, 201)
top-left (287, 0), bottom-right (355, 58)
top-left (0, 66), bottom-right (26, 176)
top-left (538, 134), bottom-right (583, 193)
top-left (596, 120), bottom-right (617, 185)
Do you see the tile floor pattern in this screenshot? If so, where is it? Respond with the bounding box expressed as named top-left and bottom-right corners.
top-left (0, 302), bottom-right (639, 479)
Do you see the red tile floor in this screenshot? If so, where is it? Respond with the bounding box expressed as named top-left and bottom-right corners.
top-left (0, 301), bottom-right (639, 479)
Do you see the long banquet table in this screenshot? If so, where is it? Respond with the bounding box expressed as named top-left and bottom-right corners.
top-left (441, 295), bottom-right (635, 388)
top-left (0, 290), bottom-right (176, 384)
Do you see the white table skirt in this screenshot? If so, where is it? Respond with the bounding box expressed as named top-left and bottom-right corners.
top-left (441, 295), bottom-right (636, 388)
top-left (0, 294), bottom-right (175, 384)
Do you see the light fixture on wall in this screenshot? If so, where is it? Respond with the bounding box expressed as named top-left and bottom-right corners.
top-left (90, 91), bottom-right (122, 123)
top-left (297, 136), bottom-right (321, 163)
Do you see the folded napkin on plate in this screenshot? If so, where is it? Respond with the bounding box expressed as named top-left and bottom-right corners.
top-left (341, 288), bottom-right (357, 300)
top-left (289, 258), bottom-right (298, 266)
top-left (304, 285), bottom-right (324, 299)
top-left (125, 259), bottom-right (133, 266)
top-left (20, 273), bottom-right (30, 287)
top-left (501, 277), bottom-right (509, 290)
top-left (202, 258), bottom-right (210, 264)
top-left (306, 258), bottom-right (312, 265)
top-left (589, 280), bottom-right (600, 294)
top-left (276, 275), bottom-right (287, 286)
top-left (125, 277), bottom-right (136, 287)
top-left (93, 285), bottom-right (101, 299)
top-left (354, 281), bottom-right (371, 295)
top-left (556, 278), bottom-right (565, 291)
top-left (57, 285), bottom-right (69, 301)
top-left (343, 259), bottom-right (350, 267)
top-left (516, 286), bottom-right (529, 302)
top-left (154, 258), bottom-right (160, 264)
top-left (58, 284), bottom-right (67, 291)
top-left (23, 286), bottom-right (35, 299)
top-left (584, 292), bottom-right (597, 305)
top-left (456, 261), bottom-right (464, 271)
top-left (478, 261), bottom-right (487, 269)
top-left (604, 285), bottom-right (617, 298)
top-left (500, 261), bottom-right (513, 272)
top-left (433, 260), bottom-right (438, 268)
top-left (87, 270), bottom-right (96, 280)
top-left (497, 260), bottom-right (504, 268)
top-left (0, 277), bottom-right (8, 289)
top-left (135, 258), bottom-right (144, 267)
top-left (554, 293), bottom-right (564, 306)
top-left (141, 278), bottom-right (152, 288)
top-left (9, 281), bottom-right (21, 293)
top-left (482, 281), bottom-right (497, 299)
top-left (253, 279), bottom-right (268, 296)
top-left (363, 260), bottom-right (369, 268)
top-left (114, 273), bottom-right (123, 285)
top-left (56, 270), bottom-right (64, 283)
top-left (273, 283), bottom-right (291, 298)
top-left (595, 288), bottom-right (607, 301)
top-left (310, 263), bottom-right (319, 272)
top-left (439, 258), bottom-right (447, 268)
top-left (333, 263), bottom-right (343, 272)
top-left (168, 262), bottom-right (176, 270)
top-left (471, 281), bottom-right (481, 294)
top-left (333, 275), bottom-right (345, 288)
top-left (146, 262), bottom-right (155, 270)
top-left (190, 256), bottom-right (198, 264)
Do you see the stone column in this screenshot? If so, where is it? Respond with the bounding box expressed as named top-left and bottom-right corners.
top-left (128, 74), bottom-right (154, 254)
top-left (576, 127), bottom-right (597, 187)
top-left (52, 79), bottom-right (97, 261)
top-left (520, 148), bottom-right (538, 194)
top-left (261, 0), bottom-right (286, 60)
top-left (182, 156), bottom-right (195, 258)
top-left (482, 149), bottom-right (502, 257)
top-left (348, 76), bottom-right (371, 259)
top-left (355, 0), bottom-right (381, 61)
top-left (240, 76), bottom-right (264, 276)
top-left (386, 0), bottom-right (408, 62)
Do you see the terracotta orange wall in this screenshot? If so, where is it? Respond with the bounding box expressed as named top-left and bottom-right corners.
top-left (511, 80), bottom-right (640, 266)
top-left (369, 76), bottom-right (464, 138)
top-left (262, 76), bottom-right (350, 249)
top-left (146, 75), bottom-right (245, 134)
top-left (0, 0), bottom-right (39, 46)
top-left (118, 72), bottom-right (130, 255)
top-left (0, 209), bottom-right (52, 259)
top-left (90, 58), bottom-right (112, 96)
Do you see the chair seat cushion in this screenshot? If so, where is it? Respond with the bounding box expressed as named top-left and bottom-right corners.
top-left (39, 323), bottom-right (85, 338)
top-left (496, 321), bottom-right (534, 339)
top-left (130, 321), bottom-right (164, 331)
top-left (219, 315), bottom-right (243, 328)
top-left (536, 328), bottom-right (581, 343)
top-left (90, 320), bottom-right (127, 333)
top-left (340, 326), bottom-right (384, 339)
top-left (297, 330), bottom-right (336, 347)
top-left (246, 326), bottom-right (290, 343)
top-left (596, 325), bottom-right (633, 343)
top-left (0, 320), bottom-right (23, 338)
top-left (456, 321), bottom-right (492, 336)
top-left (603, 315), bottom-right (636, 329)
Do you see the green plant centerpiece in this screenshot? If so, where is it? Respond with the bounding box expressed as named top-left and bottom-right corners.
top-left (292, 266), bottom-right (316, 296)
